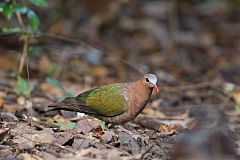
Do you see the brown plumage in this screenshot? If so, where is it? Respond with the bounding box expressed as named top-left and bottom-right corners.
top-left (49, 74), bottom-right (159, 124)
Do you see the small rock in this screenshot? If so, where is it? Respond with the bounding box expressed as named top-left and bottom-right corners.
top-left (0, 112), bottom-right (18, 121)
top-left (72, 138), bottom-right (90, 150)
top-left (0, 148), bottom-right (14, 159)
top-left (101, 131), bottom-right (116, 143)
top-left (17, 153), bottom-right (32, 160)
top-left (54, 132), bottom-right (73, 145)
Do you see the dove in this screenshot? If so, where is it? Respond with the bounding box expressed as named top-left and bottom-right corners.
top-left (48, 74), bottom-right (159, 124)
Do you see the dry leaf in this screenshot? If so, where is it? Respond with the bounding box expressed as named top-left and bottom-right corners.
top-left (13, 133), bottom-right (55, 150)
top-left (230, 90), bottom-right (240, 104)
top-left (0, 54), bottom-right (18, 71)
top-left (40, 83), bottom-right (63, 97)
top-left (74, 119), bottom-right (99, 134)
top-left (91, 127), bottom-right (105, 139)
top-left (2, 104), bottom-right (24, 113)
top-left (90, 65), bottom-right (108, 76)
top-left (0, 96), bottom-right (4, 108)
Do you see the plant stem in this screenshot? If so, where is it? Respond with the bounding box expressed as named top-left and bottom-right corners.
top-left (18, 35), bottom-right (29, 75)
top-left (14, 0), bottom-right (24, 28)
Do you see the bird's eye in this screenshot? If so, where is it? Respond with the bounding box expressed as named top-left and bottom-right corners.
top-left (145, 78), bottom-right (149, 82)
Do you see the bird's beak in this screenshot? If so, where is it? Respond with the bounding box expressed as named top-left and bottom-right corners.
top-left (154, 85), bottom-right (159, 93)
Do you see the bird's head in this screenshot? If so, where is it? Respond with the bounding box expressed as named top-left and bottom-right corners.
top-left (143, 74), bottom-right (159, 93)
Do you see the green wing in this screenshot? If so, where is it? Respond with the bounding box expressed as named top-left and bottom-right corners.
top-left (76, 83), bottom-right (128, 117)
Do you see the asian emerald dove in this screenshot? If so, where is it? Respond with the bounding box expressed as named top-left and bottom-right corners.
top-left (48, 74), bottom-right (159, 124)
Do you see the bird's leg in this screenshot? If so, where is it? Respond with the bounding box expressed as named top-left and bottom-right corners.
top-left (97, 120), bottom-right (136, 137)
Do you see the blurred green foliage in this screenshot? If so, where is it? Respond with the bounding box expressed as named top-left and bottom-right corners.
top-left (0, 0), bottom-right (47, 33)
top-left (47, 119), bottom-right (77, 129)
top-left (13, 76), bottom-right (34, 96)
top-left (0, 0), bottom-right (47, 97)
top-left (46, 77), bottom-right (73, 98)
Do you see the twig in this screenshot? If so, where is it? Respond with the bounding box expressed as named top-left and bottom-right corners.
top-left (74, 134), bottom-right (131, 156)
top-left (140, 145), bottom-right (154, 160)
top-left (14, 0), bottom-right (24, 28)
top-left (53, 143), bottom-right (77, 155)
top-left (18, 35), bottom-right (29, 75)
top-left (40, 33), bottom-right (80, 44)
top-left (103, 143), bottom-right (131, 156)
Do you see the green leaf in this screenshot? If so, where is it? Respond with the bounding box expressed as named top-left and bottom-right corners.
top-left (2, 3), bottom-right (14, 19)
top-left (53, 121), bottom-right (76, 129)
top-left (9, 72), bottom-right (17, 78)
top-left (2, 27), bottom-right (22, 33)
top-left (64, 91), bottom-right (74, 97)
top-left (0, 2), bottom-right (28, 19)
top-left (46, 76), bottom-right (73, 98)
top-left (47, 119), bottom-right (76, 129)
top-left (13, 76), bottom-right (34, 96)
top-left (46, 77), bottom-right (64, 90)
top-left (14, 4), bottom-right (28, 14)
top-left (28, 0), bottom-right (47, 7)
top-left (98, 120), bottom-right (105, 130)
top-left (27, 9), bottom-right (39, 32)
top-left (49, 63), bottom-right (57, 74)
top-left (29, 47), bottom-right (44, 57)
top-left (0, 2), bottom-right (7, 11)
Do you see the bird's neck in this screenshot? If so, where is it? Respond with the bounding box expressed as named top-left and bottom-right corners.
top-left (127, 80), bottom-right (153, 114)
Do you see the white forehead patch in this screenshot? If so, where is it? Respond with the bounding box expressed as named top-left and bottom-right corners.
top-left (144, 74), bottom-right (157, 85)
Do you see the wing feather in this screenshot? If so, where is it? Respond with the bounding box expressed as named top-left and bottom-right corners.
top-left (76, 83), bottom-right (128, 117)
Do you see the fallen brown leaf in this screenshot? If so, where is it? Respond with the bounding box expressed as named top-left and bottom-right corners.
top-left (74, 119), bottom-right (99, 134)
top-left (0, 96), bottom-right (4, 108)
top-left (13, 133), bottom-right (56, 150)
top-left (2, 104), bottom-right (24, 113)
top-left (40, 83), bottom-right (63, 97)
top-left (230, 90), bottom-right (240, 104)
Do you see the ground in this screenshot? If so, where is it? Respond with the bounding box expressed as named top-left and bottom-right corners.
top-left (0, 0), bottom-right (240, 160)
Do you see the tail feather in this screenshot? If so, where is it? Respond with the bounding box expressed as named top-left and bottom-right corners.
top-left (48, 97), bottom-right (101, 116)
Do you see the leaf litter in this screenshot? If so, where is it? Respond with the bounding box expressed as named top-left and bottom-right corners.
top-left (0, 0), bottom-right (240, 160)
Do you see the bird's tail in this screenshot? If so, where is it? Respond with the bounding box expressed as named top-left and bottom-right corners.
top-left (48, 97), bottom-right (99, 115)
top-left (48, 97), bottom-right (78, 111)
